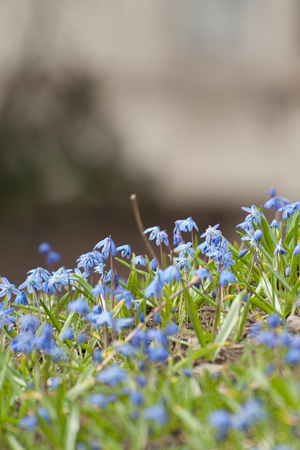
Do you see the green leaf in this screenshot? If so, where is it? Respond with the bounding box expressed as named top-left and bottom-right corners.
top-left (184, 288), bottom-right (206, 348)
top-left (5, 434), bottom-right (26, 450)
top-left (40, 300), bottom-right (62, 332)
top-left (265, 263), bottom-right (292, 292)
top-left (212, 291), bottom-right (245, 361)
top-left (59, 311), bottom-right (77, 340)
top-left (64, 404), bottom-right (80, 450)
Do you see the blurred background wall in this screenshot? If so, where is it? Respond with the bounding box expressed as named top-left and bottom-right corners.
top-left (0, 0), bottom-right (299, 282)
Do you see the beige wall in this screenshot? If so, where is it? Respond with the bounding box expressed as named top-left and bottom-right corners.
top-left (1, 0), bottom-right (300, 207)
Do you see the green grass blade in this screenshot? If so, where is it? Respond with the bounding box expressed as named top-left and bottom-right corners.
top-left (184, 288), bottom-right (206, 348)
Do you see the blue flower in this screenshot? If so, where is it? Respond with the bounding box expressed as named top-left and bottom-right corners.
top-left (270, 219), bottom-right (279, 229)
top-left (147, 346), bottom-right (169, 362)
top-left (11, 332), bottom-right (35, 354)
top-left (146, 329), bottom-right (167, 346)
top-left (254, 230), bottom-right (263, 241)
top-left (87, 394), bottom-right (107, 408)
top-left (153, 313), bottom-right (161, 324)
top-left (208, 410), bottom-right (231, 441)
top-left (19, 273), bottom-right (43, 294)
top-left (132, 255), bottom-right (148, 267)
top-left (96, 310), bottom-right (114, 328)
top-left (267, 314), bottom-right (283, 328)
top-left (191, 268), bottom-right (211, 282)
top-left (46, 251), bottom-right (61, 265)
top-left (0, 277), bottom-right (20, 301)
top-left (93, 349), bottom-right (103, 363)
top-left (97, 365), bottom-right (128, 386)
top-left (231, 399), bottom-right (267, 431)
top-left (39, 242), bottom-right (51, 255)
top-left (19, 415), bottom-right (38, 430)
top-left (151, 258), bottom-right (158, 271)
top-left (293, 244), bottom-right (300, 256)
top-left (37, 407), bottom-right (51, 423)
top-left (44, 268), bottom-right (70, 295)
top-left (94, 236), bottom-right (116, 258)
top-left (200, 224), bottom-right (222, 243)
top-left (161, 265), bottom-right (181, 284)
top-left (92, 284), bottom-right (111, 300)
top-left (130, 391), bottom-right (144, 406)
top-left (179, 217), bottom-right (198, 233)
top-left (0, 304), bottom-right (14, 328)
top-left (174, 242), bottom-right (194, 259)
top-left (144, 274), bottom-right (163, 298)
top-left (50, 376), bottom-right (61, 389)
top-left (19, 315), bottom-right (40, 333)
top-left (273, 244), bottom-right (287, 257)
top-left (77, 251), bottom-right (103, 271)
top-left (165, 322), bottom-right (178, 336)
top-left (68, 298), bottom-right (89, 315)
top-left (241, 206), bottom-right (263, 225)
top-left (236, 220), bottom-right (254, 233)
top-left (285, 349), bottom-right (300, 365)
top-left (116, 244), bottom-right (131, 259)
top-left (238, 249), bottom-right (249, 258)
top-left (61, 328), bottom-right (74, 341)
top-left (143, 226), bottom-right (160, 241)
top-left (219, 271), bottom-right (235, 286)
top-left (174, 257), bottom-right (192, 273)
top-left (113, 287), bottom-right (135, 310)
top-left (257, 330), bottom-right (278, 348)
top-left (144, 404), bottom-right (166, 425)
top-left (77, 333), bottom-right (87, 344)
top-left (115, 317), bottom-right (134, 334)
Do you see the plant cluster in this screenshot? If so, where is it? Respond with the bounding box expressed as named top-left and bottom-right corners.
top-left (0, 188), bottom-right (300, 449)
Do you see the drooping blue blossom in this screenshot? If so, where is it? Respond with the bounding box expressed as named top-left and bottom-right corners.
top-left (174, 242), bottom-right (194, 260)
top-left (219, 271), bottom-right (235, 287)
top-left (179, 217), bottom-right (199, 233)
top-left (144, 404), bottom-right (166, 425)
top-left (0, 304), bottom-right (14, 328)
top-left (46, 251), bottom-right (62, 266)
top-left (50, 376), bottom-right (61, 389)
top-left (144, 273), bottom-right (164, 298)
top-left (130, 391), bottom-right (144, 406)
top-left (174, 257), bottom-right (193, 273)
top-left (0, 277), bottom-right (20, 301)
top-left (161, 265), bottom-right (181, 284)
top-left (61, 328), bottom-right (74, 341)
top-left (50, 347), bottom-right (67, 363)
top-left (273, 244), bottom-right (287, 257)
top-left (97, 365), bottom-right (128, 386)
top-left (19, 315), bottom-right (40, 333)
top-left (93, 263), bottom-right (106, 278)
top-left (94, 236), bottom-right (116, 258)
top-left (77, 333), bottom-right (87, 344)
top-left (146, 329), bottom-right (167, 346)
top-left (115, 317), bottom-right (134, 334)
top-left (39, 242), bottom-right (51, 255)
top-left (92, 283), bottom-right (112, 300)
top-left (19, 415), bottom-right (38, 430)
top-left (151, 258), bottom-right (158, 272)
top-left (257, 330), bottom-right (278, 349)
top-left (19, 273), bottom-right (43, 294)
top-left (236, 220), bottom-right (254, 233)
top-left (11, 332), bottom-right (35, 354)
top-left (285, 348), bottom-right (300, 365)
top-left (37, 407), bottom-right (51, 423)
top-left (113, 287), bottom-right (137, 311)
top-left (13, 292), bottom-right (28, 306)
top-left (87, 394), bottom-right (107, 408)
top-left (191, 268), bottom-right (211, 282)
top-left (147, 346), bottom-right (169, 362)
top-left (153, 312), bottom-right (161, 324)
top-left (254, 229), bottom-right (263, 241)
top-left (264, 188), bottom-right (290, 211)
top-left (293, 244), bottom-right (300, 256)
top-left (208, 410), bottom-right (231, 441)
top-left (93, 349), bottom-right (102, 363)
top-left (77, 251), bottom-right (104, 272)
top-left (270, 219), bottom-right (279, 229)
top-left (139, 312), bottom-right (145, 323)
top-left (267, 313), bottom-right (283, 328)
top-left (165, 322), bottom-right (178, 336)
top-left (200, 224), bottom-right (222, 243)
top-left (44, 268), bottom-right (70, 295)
top-left (68, 298), bottom-right (89, 315)
top-left (104, 268), bottom-right (119, 287)
top-left (116, 244), bottom-right (131, 259)
top-left (173, 221), bottom-right (183, 246)
top-left (238, 249), bottom-right (249, 258)
top-left (241, 206), bottom-right (263, 225)
top-left (143, 226), bottom-right (160, 241)
top-left (132, 255), bottom-right (147, 267)
top-left (116, 343), bottom-right (137, 357)
top-left (96, 310), bottom-right (114, 328)
top-left (231, 399), bottom-right (267, 431)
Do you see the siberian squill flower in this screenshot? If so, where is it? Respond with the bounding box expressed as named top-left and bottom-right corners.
top-left (77, 250), bottom-right (104, 271)
top-left (19, 273), bottom-right (43, 294)
top-left (161, 265), bottom-right (181, 284)
top-left (273, 244), bottom-right (287, 257)
top-left (144, 273), bottom-right (164, 298)
top-left (144, 404), bottom-right (166, 425)
top-left (92, 283), bottom-right (111, 300)
top-left (174, 257), bottom-right (193, 273)
top-left (46, 251), bottom-right (61, 265)
top-left (68, 298), bottom-right (89, 315)
top-left (19, 315), bottom-right (40, 333)
top-left (97, 365), bottom-right (128, 386)
top-left (0, 277), bottom-right (20, 301)
top-left (200, 224), bottom-right (222, 243)
top-left (0, 303), bottom-right (14, 328)
top-left (174, 242), bottom-right (194, 259)
top-left (241, 205), bottom-right (263, 225)
top-left (132, 255), bottom-right (147, 267)
top-left (116, 244), bottom-right (131, 259)
top-left (270, 219), bottom-right (279, 229)
top-left (264, 187), bottom-right (290, 211)
top-left (179, 217), bottom-right (198, 233)
top-left (39, 242), bottom-right (51, 255)
top-left (94, 236), bottom-right (116, 258)
top-left (219, 270), bottom-right (235, 286)
top-left (191, 268), bottom-right (211, 282)
top-left (96, 310), bottom-right (114, 328)
top-left (208, 410), bottom-right (231, 441)
top-left (293, 244), bottom-right (300, 256)
top-left (114, 317), bottom-right (135, 334)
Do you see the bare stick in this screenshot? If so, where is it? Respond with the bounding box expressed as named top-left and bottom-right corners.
top-left (130, 194), bottom-right (157, 262)
top-left (96, 276), bottom-right (200, 371)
